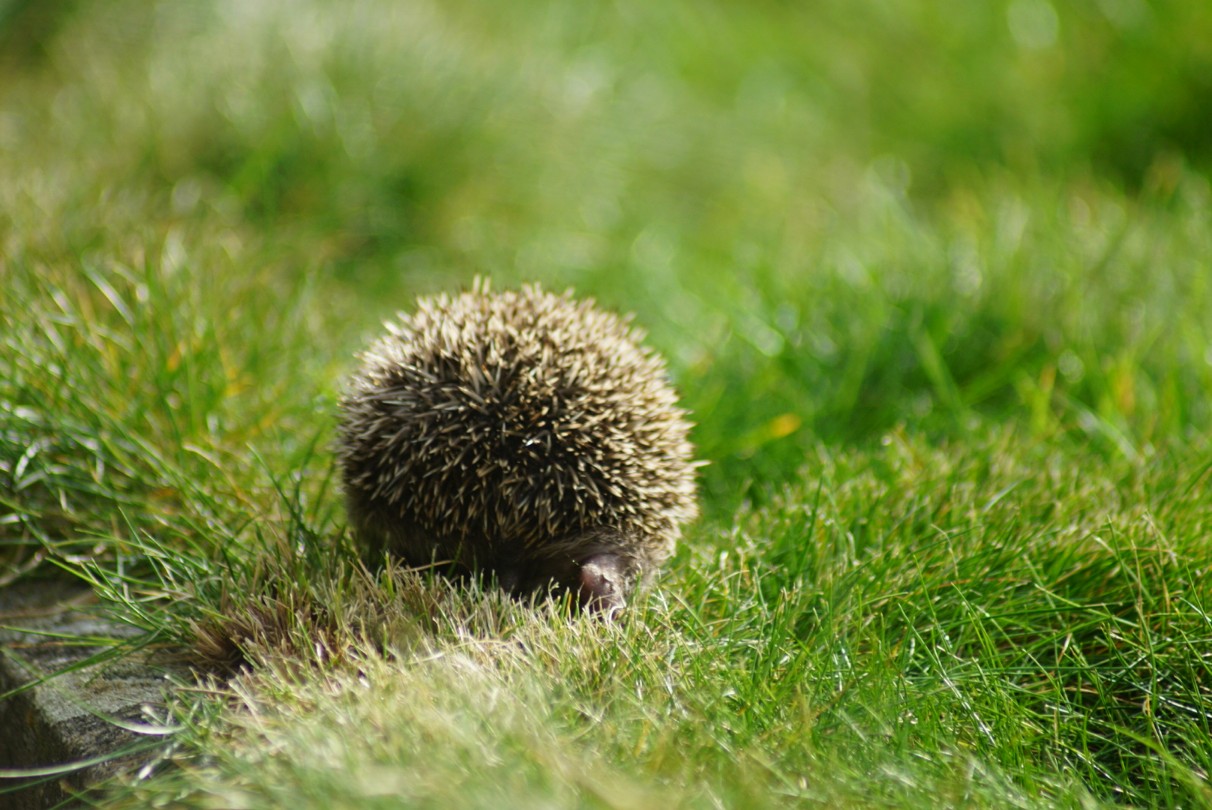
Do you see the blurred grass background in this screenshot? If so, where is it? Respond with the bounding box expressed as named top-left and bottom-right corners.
top-left (4, 0), bottom-right (1210, 515)
top-left (3, 0), bottom-right (1212, 806)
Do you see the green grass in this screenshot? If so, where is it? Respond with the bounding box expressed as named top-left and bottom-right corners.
top-left (3, 0), bottom-right (1212, 806)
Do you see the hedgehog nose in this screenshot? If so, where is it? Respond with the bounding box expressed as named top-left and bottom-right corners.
top-left (577, 553), bottom-right (626, 619)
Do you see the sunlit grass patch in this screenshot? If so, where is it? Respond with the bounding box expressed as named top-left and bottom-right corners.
top-left (36, 429), bottom-right (1212, 808)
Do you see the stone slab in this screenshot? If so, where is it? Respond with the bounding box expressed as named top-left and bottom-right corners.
top-left (0, 580), bottom-right (180, 809)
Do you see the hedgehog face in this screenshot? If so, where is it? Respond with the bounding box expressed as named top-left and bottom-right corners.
top-left (496, 528), bottom-right (637, 616)
top-left (488, 550), bottom-right (627, 617)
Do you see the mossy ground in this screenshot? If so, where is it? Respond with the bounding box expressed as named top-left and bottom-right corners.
top-left (3, 1), bottom-right (1212, 806)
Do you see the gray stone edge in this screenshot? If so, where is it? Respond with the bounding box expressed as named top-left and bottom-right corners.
top-left (0, 581), bottom-right (183, 809)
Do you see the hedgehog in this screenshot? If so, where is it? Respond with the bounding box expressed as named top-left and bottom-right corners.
top-left (336, 280), bottom-right (698, 615)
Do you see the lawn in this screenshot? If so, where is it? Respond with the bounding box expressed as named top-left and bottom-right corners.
top-left (3, 0), bottom-right (1212, 806)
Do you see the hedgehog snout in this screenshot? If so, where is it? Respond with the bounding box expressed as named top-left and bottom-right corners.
top-left (577, 552), bottom-right (627, 618)
top-left (506, 533), bottom-right (634, 617)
